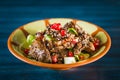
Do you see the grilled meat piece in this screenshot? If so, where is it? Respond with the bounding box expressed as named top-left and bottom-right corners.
top-left (29, 40), bottom-right (52, 63)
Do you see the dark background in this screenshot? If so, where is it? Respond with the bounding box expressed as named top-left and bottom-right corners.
top-left (0, 0), bottom-right (120, 80)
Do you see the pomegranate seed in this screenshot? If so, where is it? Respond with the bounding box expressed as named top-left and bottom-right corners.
top-left (68, 51), bottom-right (74, 57)
top-left (51, 55), bottom-right (58, 63)
top-left (71, 40), bottom-right (77, 44)
top-left (24, 48), bottom-right (29, 55)
top-left (60, 30), bottom-right (66, 36)
top-left (50, 23), bottom-right (61, 30)
top-left (50, 24), bottom-right (56, 29)
top-left (55, 25), bottom-right (61, 30)
top-left (93, 39), bottom-right (100, 49)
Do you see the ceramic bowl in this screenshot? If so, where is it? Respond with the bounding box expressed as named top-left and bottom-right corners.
top-left (8, 18), bottom-right (111, 70)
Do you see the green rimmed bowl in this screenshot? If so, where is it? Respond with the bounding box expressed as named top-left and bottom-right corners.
top-left (8, 18), bottom-right (111, 70)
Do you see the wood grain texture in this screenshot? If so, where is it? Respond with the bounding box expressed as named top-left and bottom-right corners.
top-left (0, 0), bottom-right (120, 80)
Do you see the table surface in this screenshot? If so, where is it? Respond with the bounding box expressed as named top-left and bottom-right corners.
top-left (0, 0), bottom-right (120, 80)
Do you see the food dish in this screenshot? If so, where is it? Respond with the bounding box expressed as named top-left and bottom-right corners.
top-left (8, 18), bottom-right (111, 70)
top-left (24, 21), bottom-right (100, 64)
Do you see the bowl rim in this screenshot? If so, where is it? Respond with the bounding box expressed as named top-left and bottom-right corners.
top-left (7, 18), bottom-right (111, 69)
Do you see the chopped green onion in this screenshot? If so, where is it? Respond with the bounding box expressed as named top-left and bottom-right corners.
top-left (74, 55), bottom-right (79, 61)
top-left (68, 28), bottom-right (78, 35)
top-left (44, 34), bottom-right (52, 41)
top-left (27, 34), bottom-right (35, 45)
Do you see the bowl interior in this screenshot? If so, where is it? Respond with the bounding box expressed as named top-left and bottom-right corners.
top-left (8, 18), bottom-right (111, 69)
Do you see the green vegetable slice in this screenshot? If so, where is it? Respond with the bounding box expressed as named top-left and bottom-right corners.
top-left (68, 28), bottom-right (78, 35)
top-left (83, 54), bottom-right (90, 59)
top-left (26, 34), bottom-right (35, 45)
top-left (44, 34), bottom-right (52, 41)
top-left (80, 52), bottom-right (90, 59)
top-left (74, 55), bottom-right (79, 61)
top-left (74, 52), bottom-right (90, 61)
